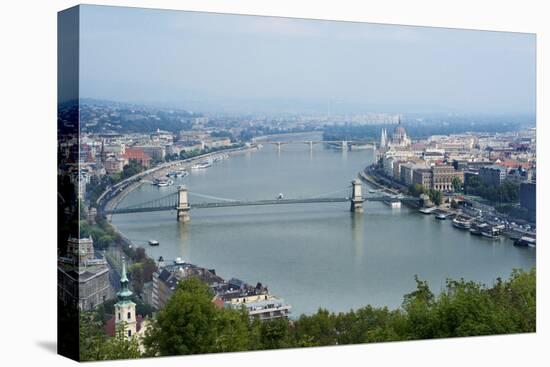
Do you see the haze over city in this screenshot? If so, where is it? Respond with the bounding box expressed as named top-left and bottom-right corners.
top-left (79, 5), bottom-right (536, 116)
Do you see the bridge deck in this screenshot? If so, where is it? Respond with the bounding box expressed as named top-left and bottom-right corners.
top-left (103, 195), bottom-right (418, 215)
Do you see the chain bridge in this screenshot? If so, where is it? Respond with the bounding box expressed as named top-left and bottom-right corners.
top-left (103, 180), bottom-right (418, 222)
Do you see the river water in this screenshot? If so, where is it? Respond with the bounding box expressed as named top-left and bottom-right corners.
top-left (112, 134), bottom-right (535, 316)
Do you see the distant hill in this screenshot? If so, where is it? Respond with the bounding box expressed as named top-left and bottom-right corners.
top-left (77, 99), bottom-right (202, 133)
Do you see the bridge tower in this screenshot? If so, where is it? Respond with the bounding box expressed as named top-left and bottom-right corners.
top-left (308, 141), bottom-right (313, 151)
top-left (276, 142), bottom-right (282, 152)
top-left (342, 141), bottom-right (348, 151)
top-left (350, 179), bottom-right (364, 213)
top-left (177, 185), bottom-right (191, 222)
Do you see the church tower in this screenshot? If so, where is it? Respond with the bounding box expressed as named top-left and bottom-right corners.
top-left (114, 259), bottom-right (137, 339)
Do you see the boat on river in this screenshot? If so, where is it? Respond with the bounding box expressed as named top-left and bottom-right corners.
top-left (452, 215), bottom-right (472, 230)
top-left (513, 236), bottom-right (536, 247)
top-left (419, 207), bottom-right (436, 214)
top-left (154, 178), bottom-right (173, 187)
top-left (148, 240), bottom-right (159, 246)
top-left (481, 225), bottom-right (501, 239)
top-left (191, 161), bottom-right (212, 170)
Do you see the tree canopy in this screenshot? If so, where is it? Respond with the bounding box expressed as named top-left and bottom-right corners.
top-left (80, 268), bottom-right (536, 360)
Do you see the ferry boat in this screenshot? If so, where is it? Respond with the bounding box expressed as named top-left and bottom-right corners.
top-left (513, 236), bottom-right (536, 247)
top-left (481, 225), bottom-right (501, 239)
top-left (148, 240), bottom-right (159, 246)
top-left (155, 178), bottom-right (173, 187)
top-left (191, 161), bottom-right (212, 170)
top-left (452, 215), bottom-right (472, 230)
top-left (277, 193), bottom-right (284, 200)
top-left (469, 221), bottom-right (486, 236)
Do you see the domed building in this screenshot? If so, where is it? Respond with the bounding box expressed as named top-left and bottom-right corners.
top-left (389, 117), bottom-right (411, 148)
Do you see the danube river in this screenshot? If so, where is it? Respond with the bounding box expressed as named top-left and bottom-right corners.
top-left (112, 134), bottom-right (535, 316)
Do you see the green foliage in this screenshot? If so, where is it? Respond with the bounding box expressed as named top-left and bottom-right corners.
top-left (79, 313), bottom-right (141, 361)
top-left (81, 268), bottom-right (536, 360)
top-left (143, 278), bottom-right (247, 356)
top-left (408, 183), bottom-right (426, 197)
top-left (428, 189), bottom-right (443, 206)
top-left (78, 221), bottom-right (116, 250)
top-left (465, 175), bottom-right (519, 204)
top-left (452, 177), bottom-right (463, 192)
top-left (258, 318), bottom-right (290, 349)
top-left (122, 161), bottom-right (145, 180)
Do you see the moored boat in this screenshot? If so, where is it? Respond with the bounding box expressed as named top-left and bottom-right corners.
top-left (513, 236), bottom-right (536, 247)
top-left (191, 161), bottom-right (212, 170)
top-left (419, 207), bottom-right (436, 214)
top-left (469, 221), bottom-right (485, 235)
top-left (452, 215), bottom-right (472, 230)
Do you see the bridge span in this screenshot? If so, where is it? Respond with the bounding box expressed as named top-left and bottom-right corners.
top-left (103, 180), bottom-right (419, 222)
top-left (256, 140), bottom-right (376, 151)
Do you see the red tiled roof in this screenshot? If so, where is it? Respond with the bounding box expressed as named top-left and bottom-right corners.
top-left (498, 160), bottom-right (533, 169)
top-left (123, 148), bottom-right (151, 162)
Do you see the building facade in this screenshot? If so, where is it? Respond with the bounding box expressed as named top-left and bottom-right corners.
top-left (431, 165), bottom-right (464, 191)
top-left (57, 237), bottom-right (112, 311)
top-left (479, 165), bottom-right (508, 187)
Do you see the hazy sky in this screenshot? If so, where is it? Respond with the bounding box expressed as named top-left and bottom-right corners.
top-left (79, 5), bottom-right (536, 115)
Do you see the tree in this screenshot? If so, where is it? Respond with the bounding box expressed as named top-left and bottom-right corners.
top-left (79, 313), bottom-right (141, 361)
top-left (122, 161), bottom-right (145, 179)
top-left (408, 184), bottom-right (426, 197)
top-left (143, 278), bottom-right (250, 356)
top-left (428, 189), bottom-right (442, 206)
top-left (259, 317), bottom-right (290, 349)
top-left (213, 308), bottom-right (250, 352)
top-left (452, 177), bottom-right (463, 192)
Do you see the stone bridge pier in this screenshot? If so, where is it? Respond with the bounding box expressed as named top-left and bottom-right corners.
top-left (350, 179), bottom-right (364, 213)
top-left (177, 185), bottom-right (191, 222)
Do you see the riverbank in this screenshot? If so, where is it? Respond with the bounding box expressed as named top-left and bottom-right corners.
top-left (360, 166), bottom-right (536, 243)
top-left (95, 143), bottom-right (264, 301)
top-left (98, 144), bottom-right (260, 214)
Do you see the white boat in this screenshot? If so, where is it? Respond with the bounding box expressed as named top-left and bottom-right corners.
top-left (514, 236), bottom-right (536, 247)
top-left (452, 216), bottom-right (472, 230)
top-left (155, 178), bottom-right (173, 187)
top-left (191, 161), bottom-right (212, 170)
top-left (419, 207), bottom-right (436, 214)
top-left (277, 193), bottom-right (284, 200)
top-left (481, 226), bottom-right (501, 239)
top-left (148, 240), bottom-right (159, 246)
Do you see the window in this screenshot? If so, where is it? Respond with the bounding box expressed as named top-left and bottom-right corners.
top-left (117, 313), bottom-right (121, 321)
top-left (127, 312), bottom-right (131, 320)
top-left (127, 330), bottom-right (131, 337)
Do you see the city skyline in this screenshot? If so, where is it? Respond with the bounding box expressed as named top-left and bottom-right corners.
top-left (79, 5), bottom-right (535, 115)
